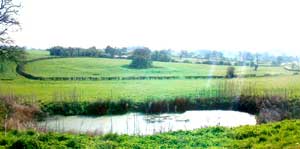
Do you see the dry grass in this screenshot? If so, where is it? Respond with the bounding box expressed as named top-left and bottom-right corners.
top-left (0, 95), bottom-right (41, 130)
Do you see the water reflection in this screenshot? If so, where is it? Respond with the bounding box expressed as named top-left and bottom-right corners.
top-left (38, 110), bottom-right (256, 135)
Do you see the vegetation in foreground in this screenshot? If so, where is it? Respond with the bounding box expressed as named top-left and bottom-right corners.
top-left (0, 120), bottom-right (299, 148)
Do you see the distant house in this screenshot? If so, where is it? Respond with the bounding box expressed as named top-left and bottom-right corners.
top-left (114, 55), bottom-right (129, 59)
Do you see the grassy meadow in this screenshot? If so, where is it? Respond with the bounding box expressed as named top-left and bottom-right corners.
top-left (26, 50), bottom-right (53, 61)
top-left (0, 50), bottom-right (300, 103)
top-left (1, 76), bottom-right (300, 103)
top-left (24, 57), bottom-right (291, 78)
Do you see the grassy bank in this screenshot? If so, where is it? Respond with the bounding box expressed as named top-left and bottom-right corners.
top-left (0, 120), bottom-right (299, 148)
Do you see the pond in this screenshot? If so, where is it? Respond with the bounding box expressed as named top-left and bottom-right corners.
top-left (38, 110), bottom-right (256, 135)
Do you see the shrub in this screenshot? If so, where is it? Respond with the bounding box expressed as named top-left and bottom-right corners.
top-left (129, 48), bottom-right (152, 69)
top-left (10, 138), bottom-right (40, 149)
top-left (226, 66), bottom-right (236, 78)
top-left (232, 96), bottom-right (258, 114)
top-left (257, 96), bottom-right (289, 123)
top-left (183, 60), bottom-right (192, 63)
top-left (66, 138), bottom-right (83, 148)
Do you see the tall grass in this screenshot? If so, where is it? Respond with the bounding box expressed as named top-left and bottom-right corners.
top-left (0, 94), bottom-right (42, 131)
top-left (32, 80), bottom-right (300, 124)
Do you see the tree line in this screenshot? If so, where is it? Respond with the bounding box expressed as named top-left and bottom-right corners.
top-left (47, 46), bottom-right (128, 58)
top-left (47, 46), bottom-right (174, 62)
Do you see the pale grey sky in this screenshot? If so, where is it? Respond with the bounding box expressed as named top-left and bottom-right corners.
top-left (10, 0), bottom-right (300, 55)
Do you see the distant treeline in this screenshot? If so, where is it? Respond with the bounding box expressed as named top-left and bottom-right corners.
top-left (47, 46), bottom-right (128, 58)
top-left (47, 46), bottom-right (175, 62)
top-left (46, 45), bottom-right (299, 66)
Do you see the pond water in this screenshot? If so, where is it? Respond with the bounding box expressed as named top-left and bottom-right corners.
top-left (38, 110), bottom-right (256, 135)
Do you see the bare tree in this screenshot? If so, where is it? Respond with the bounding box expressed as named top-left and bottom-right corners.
top-left (0, 0), bottom-right (20, 44)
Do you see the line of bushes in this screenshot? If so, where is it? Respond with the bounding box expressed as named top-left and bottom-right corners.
top-left (40, 96), bottom-right (257, 116)
top-left (40, 95), bottom-right (300, 123)
top-left (16, 71), bottom-right (285, 81)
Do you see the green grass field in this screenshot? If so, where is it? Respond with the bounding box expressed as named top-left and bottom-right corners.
top-left (1, 75), bottom-right (300, 103)
top-left (26, 50), bottom-right (52, 60)
top-left (24, 57), bottom-right (291, 78)
top-left (1, 50), bottom-right (300, 103)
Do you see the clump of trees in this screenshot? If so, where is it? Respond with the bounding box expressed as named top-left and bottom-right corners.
top-left (130, 48), bottom-right (152, 69)
top-left (0, 46), bottom-right (26, 72)
top-left (0, 46), bottom-right (25, 62)
top-left (48, 46), bottom-right (105, 57)
top-left (47, 46), bottom-right (128, 58)
top-left (151, 50), bottom-right (172, 62)
top-left (226, 66), bottom-right (236, 78)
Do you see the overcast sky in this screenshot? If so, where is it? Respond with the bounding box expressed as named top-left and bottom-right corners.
top-left (10, 0), bottom-right (300, 55)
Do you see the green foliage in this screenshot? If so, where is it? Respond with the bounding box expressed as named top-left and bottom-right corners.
top-left (47, 46), bottom-right (128, 59)
top-left (104, 45), bottom-right (118, 58)
top-left (226, 66), bottom-right (235, 78)
top-left (182, 59), bottom-right (192, 63)
top-left (151, 50), bottom-right (172, 62)
top-left (0, 46), bottom-right (26, 79)
top-left (130, 48), bottom-right (152, 69)
top-left (0, 120), bottom-right (300, 148)
top-left (48, 46), bottom-right (106, 58)
top-left (0, 46), bottom-right (26, 63)
top-left (10, 138), bottom-right (41, 149)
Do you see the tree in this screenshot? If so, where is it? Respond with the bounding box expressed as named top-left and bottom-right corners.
top-left (130, 48), bottom-right (152, 69)
top-left (226, 66), bottom-right (236, 78)
top-left (0, 0), bottom-right (21, 43)
top-left (151, 50), bottom-right (160, 61)
top-left (117, 47), bottom-right (127, 57)
top-left (179, 50), bottom-right (188, 59)
top-left (104, 45), bottom-right (117, 58)
top-left (0, 46), bottom-right (26, 72)
top-left (0, 46), bottom-right (25, 62)
top-left (151, 50), bottom-right (172, 62)
top-left (254, 53), bottom-right (259, 71)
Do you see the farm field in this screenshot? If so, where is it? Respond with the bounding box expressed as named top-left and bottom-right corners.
top-left (24, 57), bottom-right (292, 78)
top-left (0, 50), bottom-right (300, 103)
top-left (26, 50), bottom-right (52, 61)
top-left (1, 72), bottom-right (300, 103)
